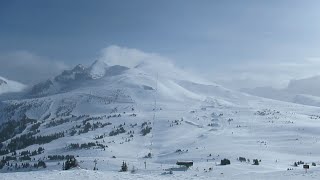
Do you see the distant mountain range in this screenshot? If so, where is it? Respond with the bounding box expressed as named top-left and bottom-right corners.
top-left (242, 75), bottom-right (320, 107)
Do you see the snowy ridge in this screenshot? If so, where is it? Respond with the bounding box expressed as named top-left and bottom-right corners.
top-left (0, 76), bottom-right (26, 95)
top-left (242, 75), bottom-right (320, 107)
top-left (27, 61), bottom-right (129, 98)
top-left (89, 60), bottom-right (109, 79)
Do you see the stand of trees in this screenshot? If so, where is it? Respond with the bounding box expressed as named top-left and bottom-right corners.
top-left (77, 122), bottom-right (112, 135)
top-left (48, 155), bottom-right (74, 161)
top-left (109, 126), bottom-right (126, 136)
top-left (0, 149), bottom-right (9, 156)
top-left (0, 116), bottom-right (37, 142)
top-left (120, 161), bottom-right (128, 172)
top-left (29, 122), bottom-right (41, 132)
top-left (63, 157), bottom-right (78, 170)
top-left (294, 160), bottom-right (305, 167)
top-left (36, 161), bottom-right (47, 168)
top-left (0, 157), bottom-right (47, 170)
top-left (46, 118), bottom-right (70, 128)
top-left (6, 132), bottom-right (64, 151)
top-left (238, 157), bottom-right (246, 162)
top-left (69, 142), bottom-right (106, 149)
top-left (141, 126), bottom-right (152, 136)
top-left (253, 159), bottom-right (260, 165)
top-left (20, 147), bottom-right (44, 157)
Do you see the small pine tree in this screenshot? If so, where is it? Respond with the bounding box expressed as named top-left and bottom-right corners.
top-left (239, 157), bottom-right (246, 162)
top-left (253, 159), bottom-right (259, 165)
top-left (121, 161), bottom-right (128, 172)
top-left (37, 161), bottom-right (47, 168)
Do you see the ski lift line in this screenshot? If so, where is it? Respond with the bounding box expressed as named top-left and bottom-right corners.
top-left (149, 73), bottom-right (158, 155)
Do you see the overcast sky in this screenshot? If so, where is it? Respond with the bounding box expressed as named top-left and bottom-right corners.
top-left (1, 0), bottom-right (320, 88)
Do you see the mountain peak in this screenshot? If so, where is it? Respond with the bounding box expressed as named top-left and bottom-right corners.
top-left (89, 60), bottom-right (109, 79)
top-left (27, 61), bottom-right (130, 97)
top-left (72, 64), bottom-right (87, 72)
top-left (54, 64), bottom-right (90, 83)
top-left (0, 78), bottom-right (8, 86)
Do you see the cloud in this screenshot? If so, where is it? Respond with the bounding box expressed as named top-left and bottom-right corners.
top-left (98, 45), bottom-right (211, 84)
top-left (0, 51), bottom-right (68, 84)
top-left (209, 58), bottom-right (320, 90)
top-left (98, 45), bottom-right (174, 68)
top-left (0, 76), bottom-right (26, 95)
top-left (97, 46), bottom-right (320, 90)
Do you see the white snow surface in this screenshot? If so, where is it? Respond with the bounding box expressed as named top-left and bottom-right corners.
top-left (0, 76), bottom-right (26, 95)
top-left (89, 60), bottom-right (109, 79)
top-left (1, 63), bottom-right (320, 179)
top-left (2, 168), bottom-right (320, 180)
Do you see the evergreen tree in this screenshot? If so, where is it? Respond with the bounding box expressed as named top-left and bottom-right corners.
top-left (37, 161), bottom-right (47, 168)
top-left (64, 157), bottom-right (78, 170)
top-left (121, 161), bottom-right (128, 172)
top-left (253, 159), bottom-right (259, 165)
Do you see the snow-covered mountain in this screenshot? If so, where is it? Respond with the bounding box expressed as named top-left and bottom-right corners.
top-left (1, 61), bottom-right (320, 179)
top-left (27, 61), bottom-right (129, 98)
top-left (0, 76), bottom-right (26, 95)
top-left (242, 75), bottom-right (320, 107)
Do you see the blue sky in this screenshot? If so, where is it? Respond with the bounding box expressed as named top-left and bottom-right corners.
top-left (1, 0), bottom-right (320, 88)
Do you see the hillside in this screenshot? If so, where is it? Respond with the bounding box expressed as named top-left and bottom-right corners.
top-left (1, 61), bottom-right (320, 179)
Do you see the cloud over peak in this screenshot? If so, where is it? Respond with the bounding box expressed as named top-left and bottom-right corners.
top-left (98, 45), bottom-right (174, 68)
top-left (97, 45), bottom-right (211, 84)
top-left (0, 51), bottom-right (68, 85)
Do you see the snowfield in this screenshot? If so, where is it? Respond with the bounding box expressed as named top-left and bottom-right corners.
top-left (2, 168), bottom-right (320, 180)
top-left (1, 60), bottom-right (320, 179)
